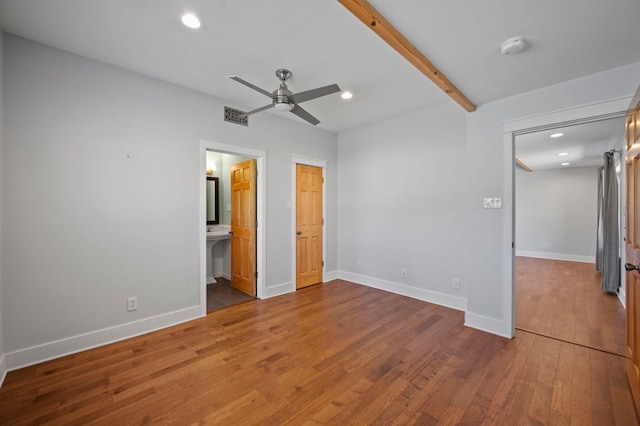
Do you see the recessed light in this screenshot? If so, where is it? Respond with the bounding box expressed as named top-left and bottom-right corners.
top-left (561, 162), bottom-right (570, 166)
top-left (550, 133), bottom-right (563, 138)
top-left (181, 13), bottom-right (202, 29)
top-left (558, 152), bottom-right (568, 156)
top-left (341, 91), bottom-right (353, 100)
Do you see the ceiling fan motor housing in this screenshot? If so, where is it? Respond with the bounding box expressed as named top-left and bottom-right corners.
top-left (273, 85), bottom-right (294, 111)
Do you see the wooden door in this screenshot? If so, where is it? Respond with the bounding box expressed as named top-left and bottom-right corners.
top-left (625, 98), bottom-right (640, 411)
top-left (230, 159), bottom-right (256, 297)
top-left (296, 164), bottom-right (323, 289)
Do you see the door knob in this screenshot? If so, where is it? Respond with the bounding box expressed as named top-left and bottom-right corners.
top-left (625, 262), bottom-right (640, 271)
top-left (296, 231), bottom-right (302, 235)
top-left (228, 231), bottom-right (234, 235)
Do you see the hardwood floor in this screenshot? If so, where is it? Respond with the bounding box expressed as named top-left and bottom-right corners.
top-left (516, 256), bottom-right (626, 356)
top-left (1, 280), bottom-right (637, 425)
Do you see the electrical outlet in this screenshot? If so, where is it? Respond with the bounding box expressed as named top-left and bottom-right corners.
top-left (127, 296), bottom-right (138, 312)
top-left (452, 278), bottom-right (460, 289)
top-left (356, 259), bottom-right (361, 269)
top-left (401, 269), bottom-right (408, 279)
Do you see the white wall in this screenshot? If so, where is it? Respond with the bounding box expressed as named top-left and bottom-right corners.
top-left (466, 60), bottom-right (640, 336)
top-left (337, 101), bottom-right (468, 310)
top-left (0, 30), bottom-right (6, 384)
top-left (515, 166), bottom-right (599, 262)
top-left (1, 35), bottom-right (338, 368)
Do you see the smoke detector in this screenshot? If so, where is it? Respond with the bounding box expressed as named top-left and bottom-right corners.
top-left (501, 37), bottom-right (526, 56)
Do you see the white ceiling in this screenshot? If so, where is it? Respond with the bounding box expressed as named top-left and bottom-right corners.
top-left (516, 117), bottom-right (626, 171)
top-left (0, 0), bottom-right (639, 132)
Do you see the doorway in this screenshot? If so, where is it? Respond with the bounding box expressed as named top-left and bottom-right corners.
top-left (199, 140), bottom-right (266, 317)
top-left (503, 97), bottom-right (633, 337)
top-left (513, 117), bottom-right (626, 355)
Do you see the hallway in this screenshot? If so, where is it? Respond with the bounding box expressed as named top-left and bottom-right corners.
top-left (516, 256), bottom-right (626, 356)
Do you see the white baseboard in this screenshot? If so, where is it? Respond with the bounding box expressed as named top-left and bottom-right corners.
top-left (619, 288), bottom-right (626, 309)
top-left (5, 306), bottom-right (202, 372)
top-left (264, 281), bottom-right (294, 298)
top-left (263, 271), bottom-right (340, 299)
top-left (0, 354), bottom-right (7, 388)
top-left (516, 250), bottom-right (595, 264)
top-left (465, 312), bottom-right (513, 338)
top-left (338, 271), bottom-right (467, 312)
top-left (324, 270), bottom-right (339, 282)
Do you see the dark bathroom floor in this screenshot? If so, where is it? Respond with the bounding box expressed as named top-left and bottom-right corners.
top-left (206, 277), bottom-right (255, 313)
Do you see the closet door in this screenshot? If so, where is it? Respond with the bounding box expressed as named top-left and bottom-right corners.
top-left (296, 164), bottom-right (323, 289)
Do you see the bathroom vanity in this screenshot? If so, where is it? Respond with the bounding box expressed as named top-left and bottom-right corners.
top-left (206, 225), bottom-right (230, 284)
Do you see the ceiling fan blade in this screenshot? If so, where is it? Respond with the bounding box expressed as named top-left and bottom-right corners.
top-left (289, 84), bottom-right (341, 104)
top-left (290, 104), bottom-right (320, 125)
top-left (229, 76), bottom-right (274, 99)
top-left (244, 104), bottom-right (274, 116)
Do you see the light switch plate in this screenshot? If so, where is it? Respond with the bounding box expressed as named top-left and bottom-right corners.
top-left (483, 198), bottom-right (502, 209)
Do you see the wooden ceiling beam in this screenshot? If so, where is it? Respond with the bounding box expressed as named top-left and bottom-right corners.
top-left (337, 0), bottom-right (476, 112)
top-left (515, 156), bottom-right (533, 172)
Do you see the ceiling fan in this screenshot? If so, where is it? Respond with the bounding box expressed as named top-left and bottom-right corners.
top-left (229, 69), bottom-right (340, 126)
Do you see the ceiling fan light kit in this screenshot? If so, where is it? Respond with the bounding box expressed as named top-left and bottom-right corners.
top-left (274, 102), bottom-right (294, 112)
top-left (229, 68), bottom-right (340, 126)
top-left (500, 36), bottom-right (526, 56)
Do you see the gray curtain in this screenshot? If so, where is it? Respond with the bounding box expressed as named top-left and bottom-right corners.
top-left (599, 152), bottom-right (620, 293)
top-left (596, 166), bottom-right (604, 272)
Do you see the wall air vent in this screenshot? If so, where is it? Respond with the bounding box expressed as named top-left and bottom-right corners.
top-left (224, 106), bottom-right (249, 127)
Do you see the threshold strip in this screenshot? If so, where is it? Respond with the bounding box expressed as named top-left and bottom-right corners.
top-left (515, 327), bottom-right (625, 358)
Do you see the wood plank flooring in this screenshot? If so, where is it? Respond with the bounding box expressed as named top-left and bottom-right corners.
top-left (516, 256), bottom-right (626, 356)
top-left (1, 280), bottom-right (637, 424)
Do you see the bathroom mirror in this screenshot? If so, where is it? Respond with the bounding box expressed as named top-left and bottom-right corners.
top-left (206, 176), bottom-right (219, 225)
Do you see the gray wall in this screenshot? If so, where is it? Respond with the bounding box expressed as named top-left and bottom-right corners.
top-left (338, 101), bottom-right (468, 306)
top-left (515, 166), bottom-right (599, 261)
top-left (1, 34), bottom-right (338, 356)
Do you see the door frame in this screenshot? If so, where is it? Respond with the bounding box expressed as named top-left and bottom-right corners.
top-left (503, 96), bottom-right (633, 337)
top-left (199, 140), bottom-right (267, 316)
top-left (291, 155), bottom-right (327, 288)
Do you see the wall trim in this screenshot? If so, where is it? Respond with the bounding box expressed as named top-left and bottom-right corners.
top-left (0, 354), bottom-right (7, 388)
top-left (4, 306), bottom-right (201, 372)
top-left (264, 282), bottom-right (294, 299)
top-left (503, 96), bottom-right (633, 134)
top-left (619, 288), bottom-right (627, 310)
top-left (338, 271), bottom-right (467, 312)
top-left (291, 155), bottom-right (329, 169)
top-left (516, 251), bottom-right (596, 264)
top-left (325, 270), bottom-right (339, 282)
top-left (465, 312), bottom-right (512, 339)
